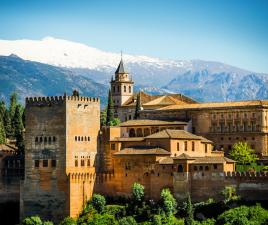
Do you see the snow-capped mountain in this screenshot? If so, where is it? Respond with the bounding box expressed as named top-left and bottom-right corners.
top-left (1, 37), bottom-right (268, 103)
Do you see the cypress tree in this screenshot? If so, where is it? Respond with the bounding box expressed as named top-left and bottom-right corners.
top-left (0, 100), bottom-right (5, 118)
top-left (13, 105), bottom-right (24, 154)
top-left (3, 109), bottom-right (13, 138)
top-left (134, 92), bottom-right (142, 119)
top-left (106, 89), bottom-right (114, 126)
top-left (0, 116), bottom-right (6, 144)
top-left (9, 92), bottom-right (18, 120)
top-left (185, 193), bottom-right (194, 225)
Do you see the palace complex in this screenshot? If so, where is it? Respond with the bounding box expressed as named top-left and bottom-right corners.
top-left (1, 59), bottom-right (268, 223)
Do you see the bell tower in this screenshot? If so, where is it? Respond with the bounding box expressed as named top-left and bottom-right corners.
top-left (110, 56), bottom-right (134, 112)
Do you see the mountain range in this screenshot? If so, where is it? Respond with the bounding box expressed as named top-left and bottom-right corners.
top-left (0, 37), bottom-right (268, 105)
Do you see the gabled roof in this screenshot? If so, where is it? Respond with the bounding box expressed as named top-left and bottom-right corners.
top-left (145, 129), bottom-right (213, 143)
top-left (114, 146), bottom-right (171, 156)
top-left (115, 59), bottom-right (127, 74)
top-left (191, 156), bottom-right (236, 164)
top-left (143, 95), bottom-right (189, 106)
top-left (110, 137), bottom-right (145, 142)
top-left (120, 119), bottom-right (187, 127)
top-left (173, 153), bottom-right (196, 160)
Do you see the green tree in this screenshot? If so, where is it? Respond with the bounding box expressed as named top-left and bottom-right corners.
top-left (230, 142), bottom-right (258, 165)
top-left (106, 89), bottom-right (115, 126)
top-left (0, 100), bottom-right (5, 118)
top-left (13, 105), bottom-right (24, 153)
top-left (221, 186), bottom-right (240, 204)
top-left (110, 118), bottom-right (121, 126)
top-left (134, 92), bottom-right (142, 119)
top-left (132, 182), bottom-right (145, 203)
top-left (59, 217), bottom-right (77, 225)
top-left (91, 194), bottom-right (106, 214)
top-left (160, 188), bottom-right (177, 216)
top-left (43, 221), bottom-right (54, 225)
top-left (101, 108), bottom-right (107, 127)
top-left (118, 216), bottom-right (137, 225)
top-left (152, 215), bottom-right (162, 225)
top-left (185, 194), bottom-right (194, 225)
top-left (9, 92), bottom-right (18, 121)
top-left (87, 213), bottom-right (118, 225)
top-left (3, 109), bottom-right (13, 138)
top-left (22, 216), bottom-right (43, 225)
top-left (0, 116), bottom-right (6, 144)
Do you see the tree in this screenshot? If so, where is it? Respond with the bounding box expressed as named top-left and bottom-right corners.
top-left (229, 142), bottom-right (258, 165)
top-left (106, 89), bottom-right (115, 126)
top-left (221, 186), bottom-right (239, 204)
top-left (9, 92), bottom-right (18, 121)
top-left (22, 216), bottom-right (43, 225)
top-left (87, 213), bottom-right (118, 225)
top-left (13, 105), bottom-right (24, 153)
top-left (132, 182), bottom-right (145, 203)
top-left (91, 194), bottom-right (106, 214)
top-left (160, 188), bottom-right (177, 216)
top-left (101, 108), bottom-right (107, 127)
top-left (134, 92), bottom-right (142, 120)
top-left (0, 116), bottom-right (6, 144)
top-left (185, 194), bottom-right (194, 225)
top-left (0, 100), bottom-right (5, 118)
top-left (59, 217), bottom-right (77, 225)
top-left (118, 216), bottom-right (137, 225)
top-left (3, 109), bottom-right (13, 138)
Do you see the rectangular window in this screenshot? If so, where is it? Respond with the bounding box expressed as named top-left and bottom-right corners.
top-left (205, 144), bottom-right (208, 153)
top-left (34, 160), bottom-right (39, 168)
top-left (129, 86), bottom-right (131, 93)
top-left (192, 141), bottom-right (195, 151)
top-left (87, 159), bottom-right (90, 167)
top-left (43, 160), bottom-right (48, 167)
top-left (184, 141), bottom-right (187, 151)
top-left (111, 143), bottom-right (116, 150)
top-left (81, 160), bottom-right (85, 167)
top-left (75, 160), bottom-right (78, 167)
top-left (213, 164), bottom-right (218, 170)
top-left (177, 142), bottom-right (180, 151)
top-left (51, 160), bottom-right (56, 167)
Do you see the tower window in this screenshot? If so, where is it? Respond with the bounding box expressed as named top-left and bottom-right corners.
top-left (34, 160), bottom-right (39, 168)
top-left (117, 86), bottom-right (120, 92)
top-left (75, 160), bottom-right (78, 167)
top-left (192, 141), bottom-right (195, 151)
top-left (81, 160), bottom-right (85, 167)
top-left (35, 137), bottom-right (38, 142)
top-left (184, 141), bottom-right (187, 151)
top-left (87, 159), bottom-right (90, 167)
top-left (124, 86), bottom-right (126, 92)
top-left (44, 137), bottom-right (47, 143)
top-left (177, 142), bottom-right (180, 151)
top-left (113, 86), bottom-right (115, 92)
top-left (48, 137), bottom-right (52, 143)
top-left (40, 137), bottom-right (43, 142)
top-left (43, 160), bottom-right (48, 167)
top-left (51, 160), bottom-right (56, 167)
top-left (129, 86), bottom-right (131, 93)
top-left (53, 136), bottom-right (56, 142)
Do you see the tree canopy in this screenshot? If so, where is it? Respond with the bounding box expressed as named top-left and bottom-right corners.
top-left (230, 142), bottom-right (258, 165)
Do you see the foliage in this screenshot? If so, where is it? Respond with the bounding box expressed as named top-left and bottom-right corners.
top-left (59, 217), bottom-right (77, 225)
top-left (3, 109), bottom-right (13, 138)
top-left (217, 204), bottom-right (268, 225)
top-left (86, 213), bottom-right (118, 225)
top-left (0, 101), bottom-right (5, 118)
top-left (9, 92), bottom-right (18, 122)
top-left (118, 216), bottom-right (137, 225)
top-left (134, 92), bottom-right (141, 119)
top-left (110, 118), bottom-right (121, 126)
top-left (0, 116), bottom-right (6, 144)
top-left (106, 89), bottom-right (115, 126)
top-left (91, 194), bottom-right (106, 213)
top-left (132, 182), bottom-right (145, 203)
top-left (160, 188), bottom-right (177, 216)
top-left (162, 215), bottom-right (184, 225)
top-left (185, 194), bottom-right (194, 225)
top-left (13, 105), bottom-right (24, 153)
top-left (221, 186), bottom-right (240, 204)
top-left (101, 108), bottom-right (107, 126)
top-left (43, 221), bottom-right (54, 225)
top-left (105, 205), bottom-right (126, 219)
top-left (230, 142), bottom-right (258, 165)
top-left (193, 218), bottom-right (215, 225)
top-left (22, 216), bottom-right (43, 225)
top-left (151, 215), bottom-right (162, 225)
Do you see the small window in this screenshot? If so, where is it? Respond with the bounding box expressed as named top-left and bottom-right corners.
top-left (81, 136), bottom-right (83, 141)
top-left (111, 143), bottom-right (116, 150)
top-left (177, 142), bottom-right (180, 151)
top-left (113, 86), bottom-right (115, 93)
top-left (199, 166), bottom-right (203, 171)
top-left (53, 136), bottom-right (56, 142)
top-left (129, 115), bottom-right (132, 120)
top-left (192, 141), bottom-right (195, 151)
top-left (205, 144), bottom-right (208, 153)
top-left (35, 137), bottom-right (38, 142)
top-left (48, 137), bottom-right (52, 143)
top-left (51, 160), bottom-right (56, 167)
top-left (75, 136), bottom-right (77, 141)
top-left (124, 86), bottom-right (126, 92)
top-left (44, 137), bottom-right (47, 143)
top-left (129, 86), bottom-right (131, 93)
top-left (205, 166), bottom-right (209, 171)
top-left (40, 137), bottom-right (43, 142)
top-left (117, 86), bottom-right (120, 92)
top-left (193, 166), bottom-right (197, 171)
top-left (81, 160), bottom-right (85, 167)
top-left (78, 136), bottom-right (80, 141)
top-left (34, 160), bottom-right (39, 168)
top-left (184, 141), bottom-right (187, 151)
top-left (88, 137), bottom-right (90, 141)
top-left (213, 164), bottom-right (218, 170)
top-left (84, 136), bottom-right (87, 141)
top-left (87, 159), bottom-right (90, 167)
top-left (75, 160), bottom-right (78, 167)
top-left (43, 160), bottom-right (48, 167)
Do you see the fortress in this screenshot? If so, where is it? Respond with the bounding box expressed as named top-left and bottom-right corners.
top-left (1, 59), bottom-right (268, 223)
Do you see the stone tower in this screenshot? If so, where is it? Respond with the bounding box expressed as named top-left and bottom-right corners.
top-left (21, 95), bottom-right (100, 222)
top-left (110, 58), bottom-right (134, 117)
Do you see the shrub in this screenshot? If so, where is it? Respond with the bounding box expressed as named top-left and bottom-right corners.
top-left (91, 194), bottom-right (106, 213)
top-left (59, 217), bottom-right (76, 225)
top-left (87, 213), bottom-right (118, 225)
top-left (105, 205), bottom-right (126, 219)
top-left (151, 215), bottom-right (162, 225)
top-left (221, 186), bottom-right (239, 204)
top-left (132, 183), bottom-right (145, 203)
top-left (118, 216), bottom-right (138, 225)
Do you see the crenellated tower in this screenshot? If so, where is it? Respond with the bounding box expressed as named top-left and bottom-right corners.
top-left (110, 58), bottom-right (134, 117)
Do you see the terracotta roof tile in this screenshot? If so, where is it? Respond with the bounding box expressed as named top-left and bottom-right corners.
top-left (114, 146), bottom-right (171, 156)
top-left (120, 120), bottom-right (187, 127)
top-left (192, 156), bottom-right (235, 164)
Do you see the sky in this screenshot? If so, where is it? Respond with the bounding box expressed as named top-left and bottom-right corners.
top-left (0, 0), bottom-right (268, 73)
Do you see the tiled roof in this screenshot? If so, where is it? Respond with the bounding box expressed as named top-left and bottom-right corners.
top-left (120, 120), bottom-right (187, 127)
top-left (115, 59), bottom-right (127, 74)
top-left (173, 153), bottom-right (196, 160)
top-left (158, 157), bottom-right (174, 164)
top-left (145, 129), bottom-right (212, 143)
top-left (114, 146), bottom-right (171, 156)
top-left (0, 144), bottom-right (17, 152)
top-left (191, 156), bottom-right (235, 164)
top-left (156, 100), bottom-right (268, 111)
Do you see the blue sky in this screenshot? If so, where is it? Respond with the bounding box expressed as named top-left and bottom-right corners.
top-left (0, 0), bottom-right (268, 73)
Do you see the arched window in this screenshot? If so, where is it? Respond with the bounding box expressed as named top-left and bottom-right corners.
top-left (84, 136), bottom-right (87, 141)
top-left (117, 86), bottom-right (120, 92)
top-left (124, 86), bottom-right (126, 92)
top-left (129, 128), bottom-right (135, 137)
top-left (81, 136), bottom-right (83, 141)
top-left (129, 86), bottom-right (131, 93)
top-left (144, 128), bottom-right (150, 136)
top-left (75, 136), bottom-right (77, 141)
top-left (78, 136), bottom-right (80, 141)
top-left (178, 165), bottom-right (183, 173)
top-left (88, 137), bottom-right (90, 141)
top-left (137, 128), bottom-right (143, 137)
top-left (35, 137), bottom-right (38, 142)
top-left (53, 136), bottom-right (56, 142)
top-left (44, 137), bottom-right (47, 143)
top-left (87, 159), bottom-right (90, 167)
top-left (81, 160), bottom-right (85, 167)
top-left (40, 137), bottom-right (43, 142)
top-left (205, 166), bottom-right (209, 171)
top-left (192, 141), bottom-right (195, 151)
top-left (193, 166), bottom-right (197, 171)
top-left (48, 137), bottom-right (52, 143)
top-left (199, 166), bottom-right (203, 171)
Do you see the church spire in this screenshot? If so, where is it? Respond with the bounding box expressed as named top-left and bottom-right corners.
top-left (115, 52), bottom-right (128, 74)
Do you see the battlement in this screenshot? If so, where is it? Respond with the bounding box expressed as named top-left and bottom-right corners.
top-left (25, 95), bottom-right (100, 106)
top-left (68, 172), bottom-right (96, 181)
